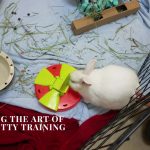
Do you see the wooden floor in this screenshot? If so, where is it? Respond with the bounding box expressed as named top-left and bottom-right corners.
top-left (88, 118), bottom-right (150, 150)
top-left (120, 122), bottom-right (150, 150)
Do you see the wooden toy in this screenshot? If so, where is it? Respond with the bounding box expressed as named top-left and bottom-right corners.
top-left (0, 51), bottom-right (14, 91)
top-left (72, 0), bottom-right (140, 35)
top-left (34, 64), bottom-right (81, 112)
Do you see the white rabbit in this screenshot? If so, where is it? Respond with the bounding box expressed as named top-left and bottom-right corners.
top-left (69, 60), bottom-right (140, 110)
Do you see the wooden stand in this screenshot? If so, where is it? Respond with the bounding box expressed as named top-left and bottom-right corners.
top-left (72, 0), bottom-right (140, 35)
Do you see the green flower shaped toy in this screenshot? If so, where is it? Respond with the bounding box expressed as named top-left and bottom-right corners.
top-left (78, 0), bottom-right (119, 19)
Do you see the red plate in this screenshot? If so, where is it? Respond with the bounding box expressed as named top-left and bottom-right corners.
top-left (34, 64), bottom-right (81, 111)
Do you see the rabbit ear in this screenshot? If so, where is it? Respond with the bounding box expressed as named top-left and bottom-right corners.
top-left (83, 59), bottom-right (97, 74)
top-left (82, 77), bottom-right (92, 86)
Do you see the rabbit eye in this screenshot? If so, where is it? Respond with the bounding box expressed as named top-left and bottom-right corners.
top-left (82, 81), bottom-right (86, 85)
top-left (71, 80), bottom-right (76, 83)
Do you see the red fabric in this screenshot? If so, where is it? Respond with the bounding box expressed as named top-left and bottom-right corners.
top-left (62, 111), bottom-right (117, 150)
top-left (0, 103), bottom-right (117, 150)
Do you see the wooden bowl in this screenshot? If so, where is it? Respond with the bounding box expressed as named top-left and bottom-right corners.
top-left (0, 51), bottom-right (14, 90)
